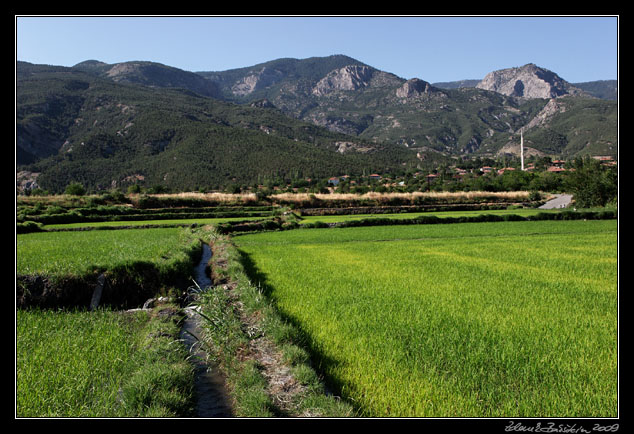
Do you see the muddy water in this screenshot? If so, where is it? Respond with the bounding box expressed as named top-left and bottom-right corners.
top-left (180, 242), bottom-right (234, 418)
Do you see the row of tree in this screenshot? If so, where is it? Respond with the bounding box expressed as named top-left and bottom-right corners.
top-left (49, 156), bottom-right (616, 209)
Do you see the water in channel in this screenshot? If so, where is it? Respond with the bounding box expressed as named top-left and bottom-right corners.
top-left (180, 242), bottom-right (234, 418)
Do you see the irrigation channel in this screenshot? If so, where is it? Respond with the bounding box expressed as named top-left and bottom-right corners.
top-left (180, 242), bottom-right (234, 417)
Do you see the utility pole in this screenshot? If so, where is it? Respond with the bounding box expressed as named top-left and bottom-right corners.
top-left (520, 128), bottom-right (525, 171)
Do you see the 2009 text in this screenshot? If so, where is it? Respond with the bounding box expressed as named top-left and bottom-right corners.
top-left (505, 421), bottom-right (619, 433)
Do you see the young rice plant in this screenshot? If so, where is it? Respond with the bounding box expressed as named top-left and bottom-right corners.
top-left (234, 220), bottom-right (618, 417)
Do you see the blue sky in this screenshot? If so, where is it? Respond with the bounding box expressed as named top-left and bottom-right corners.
top-left (16, 16), bottom-right (618, 83)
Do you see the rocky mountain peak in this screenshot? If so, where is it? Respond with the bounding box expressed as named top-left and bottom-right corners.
top-left (106, 62), bottom-right (143, 79)
top-left (97, 61), bottom-right (220, 98)
top-left (73, 60), bottom-right (109, 71)
top-left (312, 65), bottom-right (375, 96)
top-left (476, 63), bottom-right (585, 99)
top-left (396, 78), bottom-right (434, 98)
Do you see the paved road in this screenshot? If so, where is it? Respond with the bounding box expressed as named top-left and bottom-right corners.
top-left (539, 194), bottom-right (573, 209)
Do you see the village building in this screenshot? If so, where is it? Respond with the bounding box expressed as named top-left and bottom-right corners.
top-left (593, 156), bottom-right (617, 167)
top-left (547, 166), bottom-right (566, 173)
top-left (426, 173), bottom-right (438, 184)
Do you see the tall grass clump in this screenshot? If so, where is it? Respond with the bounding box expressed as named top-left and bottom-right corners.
top-left (234, 220), bottom-right (618, 417)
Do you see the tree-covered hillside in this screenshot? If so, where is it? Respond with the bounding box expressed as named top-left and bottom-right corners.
top-left (16, 56), bottom-right (618, 194)
top-left (17, 62), bottom-right (414, 193)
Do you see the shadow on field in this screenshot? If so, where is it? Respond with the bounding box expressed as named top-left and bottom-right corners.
top-left (237, 249), bottom-right (362, 415)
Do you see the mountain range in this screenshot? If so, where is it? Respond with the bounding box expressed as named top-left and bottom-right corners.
top-left (16, 55), bottom-right (618, 193)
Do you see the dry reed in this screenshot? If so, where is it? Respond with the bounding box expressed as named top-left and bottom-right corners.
top-left (271, 191), bottom-right (531, 203)
top-left (150, 192), bottom-right (258, 203)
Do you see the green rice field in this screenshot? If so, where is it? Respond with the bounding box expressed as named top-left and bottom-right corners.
top-left (16, 308), bottom-right (194, 417)
top-left (234, 219), bottom-right (618, 417)
top-left (16, 225), bottom-right (203, 417)
top-left (16, 227), bottom-right (198, 276)
top-left (17, 309), bottom-right (146, 417)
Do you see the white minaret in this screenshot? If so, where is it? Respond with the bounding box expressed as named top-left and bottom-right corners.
top-left (520, 128), bottom-right (525, 171)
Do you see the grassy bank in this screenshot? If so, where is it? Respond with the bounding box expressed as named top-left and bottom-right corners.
top-left (191, 228), bottom-right (356, 417)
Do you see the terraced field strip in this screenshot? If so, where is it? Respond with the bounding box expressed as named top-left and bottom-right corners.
top-left (298, 208), bottom-right (561, 224)
top-left (42, 216), bottom-right (268, 230)
top-left (17, 226), bottom-right (206, 310)
top-left (234, 220), bottom-right (618, 417)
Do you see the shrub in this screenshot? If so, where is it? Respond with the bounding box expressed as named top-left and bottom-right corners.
top-left (16, 221), bottom-right (44, 234)
top-left (64, 182), bottom-right (86, 196)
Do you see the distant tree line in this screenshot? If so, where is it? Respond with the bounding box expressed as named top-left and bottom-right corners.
top-left (40, 155), bottom-right (615, 210)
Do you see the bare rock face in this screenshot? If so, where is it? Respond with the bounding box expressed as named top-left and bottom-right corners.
top-left (523, 98), bottom-right (567, 130)
top-left (16, 171), bottom-right (40, 193)
top-left (106, 62), bottom-right (144, 80)
top-left (476, 63), bottom-right (585, 99)
top-left (231, 73), bottom-right (261, 96)
top-left (312, 65), bottom-right (375, 96)
top-left (396, 78), bottom-right (434, 98)
top-left (231, 67), bottom-right (283, 96)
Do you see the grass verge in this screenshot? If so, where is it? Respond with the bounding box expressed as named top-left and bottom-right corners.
top-left (191, 228), bottom-right (356, 417)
